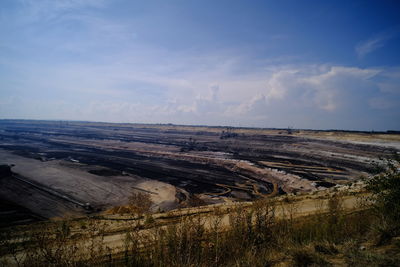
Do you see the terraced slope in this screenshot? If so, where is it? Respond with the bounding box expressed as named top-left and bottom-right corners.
top-left (0, 120), bottom-right (397, 224)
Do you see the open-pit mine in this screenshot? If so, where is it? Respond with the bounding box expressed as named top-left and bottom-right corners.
top-left (0, 120), bottom-right (399, 228)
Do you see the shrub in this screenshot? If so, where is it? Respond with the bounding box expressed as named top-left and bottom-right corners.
top-left (128, 192), bottom-right (153, 215)
top-left (291, 247), bottom-right (330, 267)
top-left (365, 155), bottom-right (400, 242)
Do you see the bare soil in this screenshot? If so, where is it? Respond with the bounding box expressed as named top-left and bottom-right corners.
top-left (0, 120), bottom-right (398, 225)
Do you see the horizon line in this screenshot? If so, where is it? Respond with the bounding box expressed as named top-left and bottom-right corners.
top-left (1, 118), bottom-right (399, 134)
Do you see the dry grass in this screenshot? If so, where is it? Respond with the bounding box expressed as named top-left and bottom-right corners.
top-left (1, 192), bottom-right (399, 266)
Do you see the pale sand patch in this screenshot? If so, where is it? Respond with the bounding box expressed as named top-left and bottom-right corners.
top-left (135, 180), bottom-right (179, 211)
top-left (233, 161), bottom-right (316, 193)
top-left (0, 149), bottom-right (180, 217)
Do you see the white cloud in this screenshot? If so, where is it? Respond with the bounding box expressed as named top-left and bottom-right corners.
top-left (3, 54), bottom-right (399, 129)
top-left (376, 68), bottom-right (400, 94)
top-left (17, 0), bottom-right (107, 22)
top-left (301, 66), bottom-right (380, 111)
top-left (355, 29), bottom-right (399, 58)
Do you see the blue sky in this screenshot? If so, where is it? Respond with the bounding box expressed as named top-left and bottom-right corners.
top-left (1, 0), bottom-right (400, 130)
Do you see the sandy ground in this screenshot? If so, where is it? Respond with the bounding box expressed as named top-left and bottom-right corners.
top-left (232, 160), bottom-right (315, 193)
top-left (0, 149), bottom-right (178, 218)
top-left (301, 134), bottom-right (400, 150)
top-left (136, 180), bottom-right (177, 211)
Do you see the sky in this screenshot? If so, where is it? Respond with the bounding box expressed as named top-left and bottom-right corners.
top-left (0, 0), bottom-right (400, 130)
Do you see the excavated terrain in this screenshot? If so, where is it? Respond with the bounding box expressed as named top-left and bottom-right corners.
top-left (0, 120), bottom-right (398, 227)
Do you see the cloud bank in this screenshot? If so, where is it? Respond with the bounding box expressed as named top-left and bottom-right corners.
top-left (1, 52), bottom-right (399, 130)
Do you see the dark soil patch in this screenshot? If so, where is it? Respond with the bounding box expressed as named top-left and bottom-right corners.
top-left (0, 197), bottom-right (43, 228)
top-left (88, 169), bottom-right (122, 176)
top-left (315, 181), bottom-right (336, 188)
